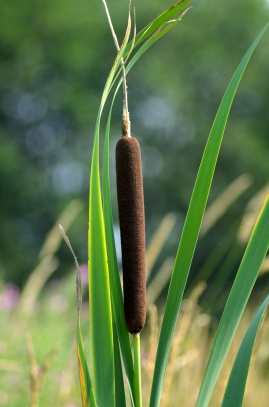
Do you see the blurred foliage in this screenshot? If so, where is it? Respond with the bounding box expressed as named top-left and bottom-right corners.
top-left (0, 275), bottom-right (82, 406)
top-left (0, 0), bottom-right (269, 286)
top-left (1, 276), bottom-right (269, 406)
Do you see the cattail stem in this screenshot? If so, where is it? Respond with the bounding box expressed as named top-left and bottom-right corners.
top-left (133, 334), bottom-right (142, 407)
top-left (101, 0), bottom-right (131, 137)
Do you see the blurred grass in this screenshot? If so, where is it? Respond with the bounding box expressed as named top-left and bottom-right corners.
top-left (0, 274), bottom-right (82, 407)
top-left (1, 274), bottom-right (269, 406)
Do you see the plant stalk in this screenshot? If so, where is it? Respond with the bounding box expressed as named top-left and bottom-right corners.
top-left (133, 334), bottom-right (142, 407)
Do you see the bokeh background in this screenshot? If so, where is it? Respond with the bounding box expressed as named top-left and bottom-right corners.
top-left (1, 0), bottom-right (269, 405)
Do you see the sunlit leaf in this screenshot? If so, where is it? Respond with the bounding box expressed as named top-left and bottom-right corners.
top-left (149, 23), bottom-right (269, 407)
top-left (59, 225), bottom-right (96, 407)
top-left (103, 105), bottom-right (135, 405)
top-left (88, 12), bottom-right (132, 407)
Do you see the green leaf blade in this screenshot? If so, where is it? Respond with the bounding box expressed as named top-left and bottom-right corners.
top-left (87, 14), bottom-right (133, 407)
top-left (88, 135), bottom-right (116, 407)
top-left (149, 23), bottom-right (269, 407)
top-left (102, 106), bottom-right (135, 405)
top-left (58, 224), bottom-right (97, 407)
top-left (197, 196), bottom-right (269, 407)
top-left (112, 322), bottom-right (127, 407)
top-left (222, 294), bottom-right (269, 407)
top-left (111, 7), bottom-right (190, 95)
top-left (130, 0), bottom-right (192, 50)
top-left (77, 324), bottom-right (97, 407)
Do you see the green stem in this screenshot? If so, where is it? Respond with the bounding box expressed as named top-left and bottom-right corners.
top-left (133, 334), bottom-right (142, 407)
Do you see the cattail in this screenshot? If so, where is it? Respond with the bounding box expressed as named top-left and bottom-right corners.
top-left (116, 134), bottom-right (146, 334)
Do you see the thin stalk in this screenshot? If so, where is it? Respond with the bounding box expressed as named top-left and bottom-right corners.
top-left (101, 0), bottom-right (131, 137)
top-left (133, 334), bottom-right (142, 407)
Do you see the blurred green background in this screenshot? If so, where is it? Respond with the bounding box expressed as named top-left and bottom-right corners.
top-left (1, 0), bottom-right (269, 286)
top-left (1, 0), bottom-right (269, 405)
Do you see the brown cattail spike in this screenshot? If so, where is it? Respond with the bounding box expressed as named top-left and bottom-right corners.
top-left (116, 136), bottom-right (146, 334)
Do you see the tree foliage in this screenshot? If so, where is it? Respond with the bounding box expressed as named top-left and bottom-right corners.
top-left (0, 0), bottom-right (268, 285)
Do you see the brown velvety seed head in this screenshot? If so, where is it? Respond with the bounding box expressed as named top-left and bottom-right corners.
top-left (116, 136), bottom-right (146, 334)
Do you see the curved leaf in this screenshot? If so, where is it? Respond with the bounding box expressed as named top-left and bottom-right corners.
top-left (149, 23), bottom-right (269, 407)
top-left (126, 0), bottom-right (192, 52)
top-left (59, 225), bottom-right (96, 407)
top-left (101, 10), bottom-right (192, 404)
top-left (88, 15), bottom-right (132, 407)
top-left (197, 195), bottom-right (269, 407)
top-left (90, 3), bottom-right (192, 404)
top-left (221, 294), bottom-right (269, 407)
top-left (77, 326), bottom-right (97, 407)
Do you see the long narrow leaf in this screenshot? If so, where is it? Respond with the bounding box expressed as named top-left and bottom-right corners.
top-left (77, 327), bottom-right (97, 407)
top-left (101, 10), bottom-right (192, 403)
top-left (126, 0), bottom-right (192, 52)
top-left (59, 226), bottom-right (96, 407)
top-left (113, 322), bottom-right (127, 407)
top-left (222, 294), bottom-right (269, 407)
top-left (111, 9), bottom-right (190, 95)
top-left (91, 4), bottom-right (191, 404)
top-left (89, 131), bottom-right (115, 407)
top-left (197, 196), bottom-right (269, 406)
top-left (88, 15), bottom-right (132, 407)
top-left (149, 23), bottom-right (269, 407)
top-left (103, 105), bottom-right (135, 405)
top-left (203, 240), bottom-right (244, 312)
top-left (190, 220), bottom-right (240, 291)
